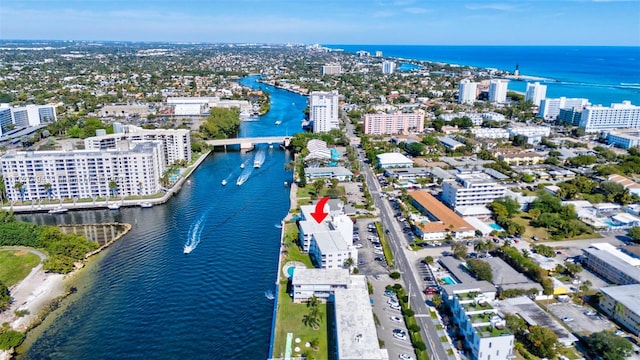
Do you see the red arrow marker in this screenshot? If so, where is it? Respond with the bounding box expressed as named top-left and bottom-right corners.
top-left (310, 197), bottom-right (330, 223)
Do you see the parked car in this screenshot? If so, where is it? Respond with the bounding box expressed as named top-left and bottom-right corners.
top-left (390, 316), bottom-right (403, 323)
top-left (392, 329), bottom-right (407, 340)
top-left (398, 354), bottom-right (413, 360)
top-left (561, 317), bottom-right (574, 322)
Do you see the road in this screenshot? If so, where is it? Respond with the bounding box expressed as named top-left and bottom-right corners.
top-left (345, 121), bottom-right (450, 360)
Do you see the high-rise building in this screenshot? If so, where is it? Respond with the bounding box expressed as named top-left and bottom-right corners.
top-left (310, 90), bottom-right (339, 133)
top-left (579, 101), bottom-right (640, 133)
top-left (84, 125), bottom-right (192, 166)
top-left (538, 97), bottom-right (590, 120)
top-left (362, 111), bottom-right (425, 135)
top-left (0, 105), bottom-right (12, 135)
top-left (0, 141), bottom-right (165, 202)
top-left (488, 79), bottom-right (509, 103)
top-left (525, 82), bottom-right (547, 106)
top-left (458, 79), bottom-right (478, 104)
top-left (9, 104), bottom-right (57, 127)
top-left (382, 61), bottom-right (396, 74)
top-left (321, 64), bottom-right (342, 75)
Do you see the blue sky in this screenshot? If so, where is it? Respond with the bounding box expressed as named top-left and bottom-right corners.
top-left (1, 0), bottom-right (639, 45)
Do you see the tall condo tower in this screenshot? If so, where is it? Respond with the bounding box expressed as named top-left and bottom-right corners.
top-left (458, 79), bottom-right (478, 104)
top-left (310, 90), bottom-right (340, 133)
top-left (525, 82), bottom-right (547, 106)
top-left (382, 61), bottom-right (396, 74)
top-left (488, 79), bottom-right (509, 103)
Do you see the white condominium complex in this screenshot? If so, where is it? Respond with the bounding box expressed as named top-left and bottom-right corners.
top-left (362, 111), bottom-right (425, 135)
top-left (382, 60), bottom-right (396, 74)
top-left (579, 101), bottom-right (640, 133)
top-left (488, 79), bottom-right (509, 103)
top-left (0, 141), bottom-right (165, 202)
top-left (458, 79), bottom-right (478, 104)
top-left (84, 125), bottom-right (191, 166)
top-left (538, 97), bottom-right (590, 120)
top-left (8, 104), bottom-right (57, 127)
top-left (525, 82), bottom-right (547, 106)
top-left (310, 90), bottom-right (340, 133)
top-left (470, 128), bottom-right (509, 139)
top-left (321, 64), bottom-right (342, 75)
top-left (442, 172), bottom-right (507, 208)
top-left (508, 126), bottom-right (551, 138)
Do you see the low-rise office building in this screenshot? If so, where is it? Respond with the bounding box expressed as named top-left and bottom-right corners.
top-left (600, 285), bottom-right (640, 336)
top-left (606, 129), bottom-right (640, 150)
top-left (304, 167), bottom-right (353, 181)
top-left (442, 172), bottom-right (507, 208)
top-left (376, 153), bottom-right (413, 169)
top-left (409, 190), bottom-right (476, 240)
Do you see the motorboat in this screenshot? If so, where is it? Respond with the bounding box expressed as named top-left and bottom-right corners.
top-left (48, 207), bottom-right (68, 214)
top-left (140, 202), bottom-right (153, 208)
top-left (240, 163), bottom-right (245, 169)
top-left (275, 120), bottom-right (282, 125)
top-left (221, 179), bottom-right (227, 186)
top-left (253, 151), bottom-right (265, 168)
top-left (183, 245), bottom-right (194, 254)
top-left (107, 204), bottom-right (121, 210)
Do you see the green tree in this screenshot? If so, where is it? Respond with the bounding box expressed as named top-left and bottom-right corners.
top-left (451, 242), bottom-right (468, 260)
top-left (406, 142), bottom-right (426, 156)
top-left (312, 179), bottom-right (325, 198)
top-left (0, 281), bottom-right (10, 311)
top-left (431, 294), bottom-right (443, 308)
top-left (424, 256), bottom-right (434, 265)
top-left (198, 107), bottom-right (241, 139)
top-left (466, 259), bottom-right (493, 282)
top-left (579, 280), bottom-right (592, 304)
top-left (526, 325), bottom-right (559, 359)
top-left (629, 226), bottom-right (640, 242)
top-left (585, 330), bottom-right (633, 360)
top-left (564, 262), bottom-right (583, 278)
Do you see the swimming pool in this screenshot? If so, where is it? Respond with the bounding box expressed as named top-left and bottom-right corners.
top-left (287, 266), bottom-right (295, 278)
top-left (488, 223), bottom-right (504, 231)
top-left (605, 221), bottom-right (621, 227)
top-left (443, 276), bottom-right (457, 285)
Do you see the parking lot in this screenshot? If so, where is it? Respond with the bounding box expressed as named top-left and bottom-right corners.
top-left (369, 275), bottom-right (417, 360)
top-left (342, 182), bottom-right (366, 207)
top-left (354, 219), bottom-right (389, 276)
top-left (547, 302), bottom-right (615, 334)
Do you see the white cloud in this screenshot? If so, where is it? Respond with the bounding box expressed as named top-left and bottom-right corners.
top-left (404, 7), bottom-right (429, 14)
top-left (465, 3), bottom-right (518, 11)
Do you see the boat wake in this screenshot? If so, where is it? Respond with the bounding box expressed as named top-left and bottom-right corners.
top-left (264, 290), bottom-right (275, 300)
top-left (236, 166), bottom-right (253, 186)
top-left (253, 150), bottom-right (266, 168)
top-left (184, 212), bottom-right (206, 254)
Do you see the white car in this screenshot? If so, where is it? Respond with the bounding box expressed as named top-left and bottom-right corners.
top-left (355, 244), bottom-right (363, 249)
top-left (390, 316), bottom-right (403, 323)
top-left (398, 354), bottom-right (413, 360)
top-left (390, 303), bottom-right (401, 311)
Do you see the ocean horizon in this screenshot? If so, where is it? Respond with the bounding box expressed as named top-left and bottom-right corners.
top-left (327, 45), bottom-right (640, 106)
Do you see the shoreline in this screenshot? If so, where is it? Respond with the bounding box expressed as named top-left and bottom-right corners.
top-left (0, 222), bottom-right (132, 359)
top-left (0, 150), bottom-right (211, 214)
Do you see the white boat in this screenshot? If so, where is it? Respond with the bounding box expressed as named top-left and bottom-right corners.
top-left (253, 150), bottom-right (265, 168)
top-left (275, 120), bottom-right (282, 125)
top-left (140, 202), bottom-right (153, 208)
top-left (236, 177), bottom-right (246, 186)
top-left (183, 244), bottom-right (194, 254)
top-left (48, 207), bottom-right (68, 214)
top-left (240, 163), bottom-right (245, 169)
top-left (107, 204), bottom-right (121, 210)
top-left (221, 179), bottom-right (227, 186)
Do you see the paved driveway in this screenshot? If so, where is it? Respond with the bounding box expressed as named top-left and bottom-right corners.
top-left (548, 302), bottom-right (615, 334)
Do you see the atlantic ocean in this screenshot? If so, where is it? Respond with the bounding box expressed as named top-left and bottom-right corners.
top-left (328, 45), bottom-right (640, 106)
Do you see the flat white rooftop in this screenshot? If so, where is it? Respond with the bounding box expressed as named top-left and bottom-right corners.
top-left (292, 268), bottom-right (350, 286)
top-left (601, 285), bottom-right (640, 315)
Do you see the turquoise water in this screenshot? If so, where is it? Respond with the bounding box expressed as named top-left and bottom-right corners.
top-left (19, 76), bottom-right (305, 359)
top-left (605, 221), bottom-right (620, 227)
top-left (443, 277), bottom-right (456, 285)
top-left (488, 223), bottom-right (504, 231)
top-left (287, 266), bottom-right (295, 278)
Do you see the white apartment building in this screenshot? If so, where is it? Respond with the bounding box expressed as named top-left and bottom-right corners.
top-left (443, 288), bottom-right (514, 360)
top-left (538, 97), bottom-right (590, 120)
top-left (309, 231), bottom-right (358, 270)
top-left (481, 112), bottom-right (506, 122)
top-left (525, 82), bottom-right (547, 106)
top-left (291, 268), bottom-right (350, 302)
top-left (321, 64), bottom-right (342, 75)
top-left (362, 111), bottom-right (425, 134)
top-left (600, 285), bottom-right (640, 336)
top-left (10, 104), bottom-right (57, 127)
top-left (471, 128), bottom-right (510, 140)
top-left (0, 105), bottom-right (12, 135)
top-left (459, 79), bottom-right (478, 104)
top-left (439, 112), bottom-right (484, 126)
top-left (508, 126), bottom-right (551, 138)
top-left (382, 60), bottom-right (396, 74)
top-left (84, 125), bottom-right (191, 166)
top-left (0, 141), bottom-right (165, 202)
top-left (442, 172), bottom-right (507, 208)
top-left (488, 79), bottom-right (509, 103)
top-left (310, 90), bottom-right (340, 133)
top-left (579, 101), bottom-right (640, 133)
top-left (606, 130), bottom-right (640, 150)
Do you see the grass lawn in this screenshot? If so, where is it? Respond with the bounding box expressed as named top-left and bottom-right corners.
top-left (272, 222), bottom-right (327, 359)
top-left (513, 213), bottom-right (601, 242)
top-left (0, 250), bottom-right (41, 286)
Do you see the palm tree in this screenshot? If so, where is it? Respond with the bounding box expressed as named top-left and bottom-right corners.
top-left (307, 295), bottom-right (319, 309)
top-left (138, 182), bottom-right (143, 199)
top-left (310, 338), bottom-right (320, 351)
top-left (14, 181), bottom-right (25, 203)
top-left (0, 175), bottom-right (5, 205)
top-left (108, 180), bottom-right (118, 198)
top-left (579, 280), bottom-right (592, 305)
top-left (43, 183), bottom-right (52, 203)
top-left (432, 294), bottom-right (443, 309)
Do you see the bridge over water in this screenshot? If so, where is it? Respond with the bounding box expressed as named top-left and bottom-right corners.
top-left (205, 136), bottom-right (291, 149)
